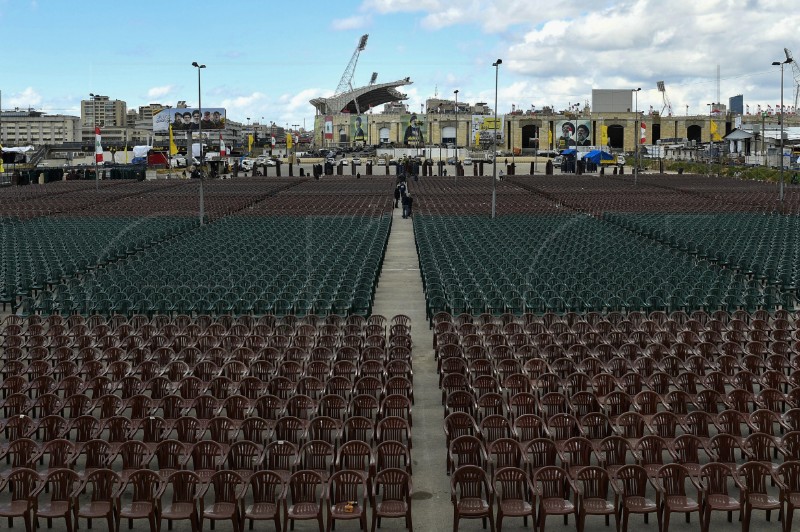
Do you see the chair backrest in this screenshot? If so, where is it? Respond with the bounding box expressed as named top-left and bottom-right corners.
top-left (248, 470), bottom-right (286, 504)
top-left (287, 470), bottom-right (324, 504)
top-left (451, 464), bottom-right (491, 500)
top-left (373, 467), bottom-right (411, 503)
top-left (120, 469), bottom-right (161, 503)
top-left (534, 465), bottom-right (569, 498)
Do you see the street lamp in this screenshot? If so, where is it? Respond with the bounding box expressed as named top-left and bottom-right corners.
top-left (773, 52), bottom-right (793, 204)
top-left (707, 103), bottom-right (714, 178)
top-left (89, 93), bottom-right (99, 191)
top-left (492, 59), bottom-right (502, 219)
top-left (191, 61), bottom-right (206, 225)
top-left (292, 124), bottom-right (299, 172)
top-left (453, 89), bottom-right (459, 165)
top-left (632, 88), bottom-right (641, 185)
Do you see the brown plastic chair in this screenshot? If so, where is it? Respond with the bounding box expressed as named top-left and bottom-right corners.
top-left (157, 470), bottom-right (203, 532)
top-left (34, 468), bottom-right (79, 532)
top-left (574, 465), bottom-right (618, 532)
top-left (263, 440), bottom-right (298, 483)
top-left (300, 440), bottom-right (335, 484)
top-left (110, 440), bottom-right (153, 483)
top-left (610, 464), bottom-right (659, 532)
top-left (0, 467), bottom-right (39, 532)
top-left (738, 461), bottom-right (784, 532)
top-left (224, 440), bottom-right (263, 483)
top-left (778, 460), bottom-right (800, 532)
top-left (336, 440), bottom-right (374, 482)
top-left (327, 469), bottom-right (368, 531)
top-left (451, 464), bottom-right (495, 532)
top-left (533, 465), bottom-right (573, 532)
top-left (655, 463), bottom-right (704, 532)
top-left (671, 434), bottom-right (718, 478)
top-left (449, 435), bottom-right (488, 474)
top-left (114, 469), bottom-right (161, 532)
top-left (284, 470), bottom-right (325, 531)
top-left (200, 470), bottom-right (245, 532)
top-left (374, 441), bottom-right (412, 476)
top-left (371, 467), bottom-right (412, 531)
top-left (493, 466), bottom-right (535, 531)
top-left (699, 462), bottom-right (744, 530)
top-left (73, 469), bottom-right (121, 532)
top-left (153, 440), bottom-right (190, 481)
top-left (243, 470), bottom-right (285, 532)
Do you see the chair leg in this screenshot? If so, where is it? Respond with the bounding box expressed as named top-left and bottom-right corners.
top-left (663, 509), bottom-right (671, 532)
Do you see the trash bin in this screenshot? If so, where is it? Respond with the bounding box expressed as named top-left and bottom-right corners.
top-left (545, 160), bottom-right (553, 175)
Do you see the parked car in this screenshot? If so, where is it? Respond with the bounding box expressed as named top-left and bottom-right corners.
top-left (463, 158), bottom-right (473, 165)
top-left (352, 158), bottom-right (361, 166)
top-left (240, 159), bottom-right (256, 171)
top-left (265, 159), bottom-right (277, 166)
top-left (376, 158), bottom-right (386, 166)
top-left (446, 157), bottom-right (457, 165)
top-left (340, 158), bottom-right (350, 166)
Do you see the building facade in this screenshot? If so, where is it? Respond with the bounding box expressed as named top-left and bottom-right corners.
top-left (0, 110), bottom-right (81, 145)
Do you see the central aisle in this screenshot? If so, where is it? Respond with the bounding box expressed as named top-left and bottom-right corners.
top-left (371, 201), bottom-right (450, 528)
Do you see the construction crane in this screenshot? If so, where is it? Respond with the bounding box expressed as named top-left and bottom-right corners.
top-left (657, 81), bottom-right (673, 116)
top-left (785, 48), bottom-right (800, 111)
top-left (335, 34), bottom-right (368, 96)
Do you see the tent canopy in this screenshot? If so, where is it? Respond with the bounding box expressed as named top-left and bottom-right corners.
top-left (560, 148), bottom-right (577, 155)
top-left (583, 149), bottom-right (615, 163)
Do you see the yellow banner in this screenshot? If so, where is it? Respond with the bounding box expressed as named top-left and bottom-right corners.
top-left (547, 129), bottom-right (553, 149)
top-left (601, 125), bottom-right (608, 146)
top-left (0, 143), bottom-right (4, 173)
top-left (286, 133), bottom-right (293, 149)
top-left (169, 125), bottom-right (178, 156)
top-left (248, 134), bottom-right (254, 153)
top-left (710, 120), bottom-right (722, 142)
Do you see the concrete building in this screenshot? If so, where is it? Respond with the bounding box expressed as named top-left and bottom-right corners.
top-left (0, 110), bottom-right (81, 145)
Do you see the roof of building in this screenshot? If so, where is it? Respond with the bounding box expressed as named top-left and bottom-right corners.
top-left (309, 78), bottom-right (412, 115)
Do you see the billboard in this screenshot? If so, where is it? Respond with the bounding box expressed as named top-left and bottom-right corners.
top-left (324, 115), bottom-right (333, 140)
top-left (352, 115), bottom-right (367, 142)
top-left (556, 120), bottom-right (591, 148)
top-left (401, 113), bottom-right (425, 145)
top-left (471, 115), bottom-right (503, 146)
top-left (153, 107), bottom-right (226, 133)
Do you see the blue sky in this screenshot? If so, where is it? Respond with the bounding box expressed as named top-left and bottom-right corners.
top-left (2, 0), bottom-right (799, 129)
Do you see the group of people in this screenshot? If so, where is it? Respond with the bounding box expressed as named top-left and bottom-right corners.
top-left (394, 178), bottom-right (414, 218)
top-left (171, 110), bottom-right (225, 131)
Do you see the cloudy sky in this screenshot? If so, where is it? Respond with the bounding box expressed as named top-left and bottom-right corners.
top-left (1, 0), bottom-right (797, 128)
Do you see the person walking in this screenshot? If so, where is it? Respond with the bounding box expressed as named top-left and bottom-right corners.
top-left (402, 192), bottom-right (413, 219)
top-left (394, 184), bottom-right (401, 208)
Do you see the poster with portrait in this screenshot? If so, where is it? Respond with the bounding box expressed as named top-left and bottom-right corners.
top-left (352, 115), bottom-right (367, 142)
top-left (556, 120), bottom-right (591, 148)
top-left (471, 115), bottom-right (503, 147)
top-left (324, 115), bottom-right (333, 140)
top-left (401, 114), bottom-right (426, 145)
top-left (153, 108), bottom-right (226, 133)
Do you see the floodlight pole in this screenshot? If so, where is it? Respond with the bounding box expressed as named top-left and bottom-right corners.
top-left (492, 59), bottom-right (502, 219)
top-left (192, 61), bottom-right (206, 225)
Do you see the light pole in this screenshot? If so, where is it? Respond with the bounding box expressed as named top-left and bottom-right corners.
top-left (89, 93), bottom-right (99, 191)
top-left (632, 88), bottom-right (641, 185)
top-left (707, 103), bottom-right (714, 178)
top-left (292, 124), bottom-right (299, 170)
top-left (191, 61), bottom-right (206, 225)
top-left (773, 52), bottom-right (793, 204)
top-left (492, 59), bottom-right (502, 219)
top-left (453, 89), bottom-right (459, 165)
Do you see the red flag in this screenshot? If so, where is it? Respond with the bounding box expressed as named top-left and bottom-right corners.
top-left (94, 126), bottom-right (103, 163)
top-left (219, 133), bottom-right (227, 157)
top-left (640, 121), bottom-right (646, 144)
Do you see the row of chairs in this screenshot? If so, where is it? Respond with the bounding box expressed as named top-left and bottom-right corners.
top-left (0, 466), bottom-right (413, 532)
top-left (450, 460), bottom-right (800, 532)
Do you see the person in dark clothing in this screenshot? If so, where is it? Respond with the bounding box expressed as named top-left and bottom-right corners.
top-left (394, 184), bottom-right (401, 208)
top-left (401, 192), bottom-right (413, 219)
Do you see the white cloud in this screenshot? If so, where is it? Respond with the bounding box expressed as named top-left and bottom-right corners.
top-left (6, 87), bottom-right (42, 109)
top-left (147, 85), bottom-right (175, 99)
top-left (331, 15), bottom-right (372, 31)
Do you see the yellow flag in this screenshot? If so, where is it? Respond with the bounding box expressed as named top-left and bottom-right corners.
top-left (600, 125), bottom-right (608, 146)
top-left (286, 133), bottom-right (293, 149)
top-left (710, 120), bottom-right (722, 142)
top-left (169, 125), bottom-right (178, 156)
top-left (0, 144), bottom-right (4, 173)
top-left (124, 144), bottom-right (128, 163)
top-left (247, 134), bottom-right (254, 153)
top-left (547, 129), bottom-right (553, 149)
